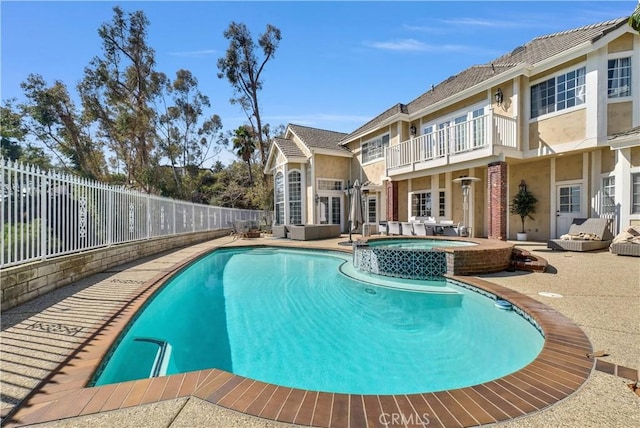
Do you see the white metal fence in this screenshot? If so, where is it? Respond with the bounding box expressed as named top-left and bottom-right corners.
top-left (1, 159), bottom-right (269, 268)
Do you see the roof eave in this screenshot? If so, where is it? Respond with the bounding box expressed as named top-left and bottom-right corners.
top-left (409, 64), bottom-right (531, 120)
top-left (340, 112), bottom-right (411, 146)
top-left (312, 148), bottom-right (354, 158)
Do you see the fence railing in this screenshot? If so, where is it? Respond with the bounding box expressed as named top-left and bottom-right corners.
top-left (1, 159), bottom-right (269, 268)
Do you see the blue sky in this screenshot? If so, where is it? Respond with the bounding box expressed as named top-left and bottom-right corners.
top-left (1, 1), bottom-right (637, 166)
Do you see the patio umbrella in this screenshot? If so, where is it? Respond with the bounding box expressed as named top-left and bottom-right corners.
top-left (349, 179), bottom-right (364, 234)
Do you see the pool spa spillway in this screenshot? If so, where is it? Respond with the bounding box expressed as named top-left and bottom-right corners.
top-left (92, 246), bottom-right (544, 396)
top-left (353, 238), bottom-right (478, 280)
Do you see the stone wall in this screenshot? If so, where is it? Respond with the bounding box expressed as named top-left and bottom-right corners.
top-left (1, 229), bottom-right (230, 311)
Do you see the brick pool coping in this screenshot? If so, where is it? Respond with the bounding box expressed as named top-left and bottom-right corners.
top-left (4, 242), bottom-right (594, 427)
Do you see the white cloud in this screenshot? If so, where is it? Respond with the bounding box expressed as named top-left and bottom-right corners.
top-left (364, 39), bottom-right (470, 53)
top-left (167, 49), bottom-right (217, 57)
top-left (263, 113), bottom-right (373, 125)
top-left (439, 17), bottom-right (515, 28)
top-left (401, 24), bottom-right (446, 34)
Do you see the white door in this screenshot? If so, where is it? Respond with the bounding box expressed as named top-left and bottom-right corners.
top-left (556, 184), bottom-right (582, 237)
top-left (317, 195), bottom-right (343, 230)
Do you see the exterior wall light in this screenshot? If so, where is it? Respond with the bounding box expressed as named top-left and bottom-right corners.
top-left (495, 88), bottom-right (503, 106)
top-left (410, 124), bottom-right (417, 137)
top-left (519, 179), bottom-right (527, 193)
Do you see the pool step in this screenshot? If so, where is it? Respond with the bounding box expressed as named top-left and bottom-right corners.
top-left (133, 337), bottom-right (172, 378)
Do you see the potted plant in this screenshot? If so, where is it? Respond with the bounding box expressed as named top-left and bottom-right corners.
top-left (510, 180), bottom-right (538, 241)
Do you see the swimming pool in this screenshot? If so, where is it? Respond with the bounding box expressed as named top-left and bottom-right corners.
top-left (92, 247), bottom-right (543, 394)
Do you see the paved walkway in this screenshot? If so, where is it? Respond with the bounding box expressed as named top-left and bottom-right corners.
top-left (1, 236), bottom-right (638, 427)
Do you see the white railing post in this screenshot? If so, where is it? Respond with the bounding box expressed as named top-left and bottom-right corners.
top-left (40, 165), bottom-right (47, 261)
top-left (488, 109), bottom-right (495, 149)
top-left (146, 192), bottom-right (151, 240)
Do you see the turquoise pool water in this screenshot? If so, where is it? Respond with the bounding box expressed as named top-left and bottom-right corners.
top-left (92, 247), bottom-right (543, 394)
top-left (366, 238), bottom-right (477, 249)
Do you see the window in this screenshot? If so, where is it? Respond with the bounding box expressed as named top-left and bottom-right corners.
top-left (411, 192), bottom-right (432, 217)
top-left (437, 122), bottom-right (448, 157)
top-left (601, 176), bottom-right (615, 215)
top-left (559, 186), bottom-right (581, 213)
top-left (411, 191), bottom-right (446, 217)
top-left (317, 180), bottom-right (343, 191)
top-left (438, 191), bottom-right (446, 217)
top-left (633, 173), bottom-right (640, 214)
top-left (274, 172), bottom-right (284, 224)
top-left (288, 171), bottom-right (302, 224)
top-left (608, 57), bottom-right (631, 98)
top-left (453, 115), bottom-right (467, 153)
top-left (531, 66), bottom-right (586, 118)
top-left (362, 134), bottom-right (389, 163)
top-left (367, 196), bottom-right (377, 223)
top-left (472, 108), bottom-right (485, 147)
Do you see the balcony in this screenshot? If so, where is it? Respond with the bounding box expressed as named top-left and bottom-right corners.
top-left (386, 112), bottom-right (517, 174)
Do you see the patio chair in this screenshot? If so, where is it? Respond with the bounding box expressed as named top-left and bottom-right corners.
top-left (547, 218), bottom-right (613, 252)
top-left (413, 223), bottom-right (434, 236)
top-left (401, 222), bottom-right (414, 236)
top-left (387, 221), bottom-right (401, 236)
top-left (609, 225), bottom-right (640, 257)
top-left (378, 222), bottom-right (388, 235)
top-left (442, 223), bottom-right (461, 236)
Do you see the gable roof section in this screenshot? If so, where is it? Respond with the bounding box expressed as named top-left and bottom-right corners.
top-left (272, 137), bottom-right (306, 160)
top-left (342, 103), bottom-right (409, 144)
top-left (264, 124), bottom-right (351, 173)
top-left (492, 17), bottom-right (628, 66)
top-left (341, 17), bottom-right (630, 144)
top-left (288, 124), bottom-right (350, 153)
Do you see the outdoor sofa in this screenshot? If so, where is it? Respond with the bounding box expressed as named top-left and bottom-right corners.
top-left (272, 224), bottom-right (341, 241)
top-left (547, 218), bottom-right (613, 252)
top-left (609, 225), bottom-right (640, 257)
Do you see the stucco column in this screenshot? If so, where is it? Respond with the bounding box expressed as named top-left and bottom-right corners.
top-left (487, 161), bottom-right (508, 240)
top-left (386, 180), bottom-right (398, 221)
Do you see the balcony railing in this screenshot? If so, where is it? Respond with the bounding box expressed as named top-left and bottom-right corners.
top-left (386, 112), bottom-right (517, 171)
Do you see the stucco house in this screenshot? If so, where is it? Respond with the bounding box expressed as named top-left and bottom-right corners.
top-left (265, 17), bottom-right (640, 241)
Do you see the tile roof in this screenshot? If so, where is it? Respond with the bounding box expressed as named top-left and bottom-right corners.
top-left (288, 124), bottom-right (350, 153)
top-left (341, 17), bottom-right (630, 143)
top-left (273, 137), bottom-right (306, 159)
top-left (341, 103), bottom-right (409, 144)
top-left (608, 125), bottom-right (640, 141)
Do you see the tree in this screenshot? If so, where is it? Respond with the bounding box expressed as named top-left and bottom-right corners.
top-left (217, 22), bottom-right (281, 170)
top-left (510, 183), bottom-right (538, 234)
top-left (630, 1), bottom-right (640, 34)
top-left (158, 69), bottom-right (225, 198)
top-left (231, 125), bottom-right (256, 186)
top-left (0, 100), bottom-right (27, 161)
top-left (79, 6), bottom-right (166, 192)
top-left (19, 74), bottom-right (106, 179)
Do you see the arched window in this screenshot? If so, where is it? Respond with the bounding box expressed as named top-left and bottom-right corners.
top-left (275, 172), bottom-right (284, 225)
top-left (288, 170), bottom-right (302, 224)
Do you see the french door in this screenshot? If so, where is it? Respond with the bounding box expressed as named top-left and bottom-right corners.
top-left (317, 195), bottom-right (343, 230)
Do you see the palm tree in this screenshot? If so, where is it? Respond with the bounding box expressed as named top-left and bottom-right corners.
top-left (630, 1), bottom-right (640, 34)
top-left (232, 125), bottom-right (256, 186)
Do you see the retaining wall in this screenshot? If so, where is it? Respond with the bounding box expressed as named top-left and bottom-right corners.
top-left (1, 229), bottom-right (230, 311)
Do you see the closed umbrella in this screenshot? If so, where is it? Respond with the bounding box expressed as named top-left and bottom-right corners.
top-left (349, 179), bottom-right (364, 234)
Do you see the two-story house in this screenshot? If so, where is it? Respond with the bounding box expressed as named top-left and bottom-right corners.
top-left (265, 17), bottom-right (640, 241)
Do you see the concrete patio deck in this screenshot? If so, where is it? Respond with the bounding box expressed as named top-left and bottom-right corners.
top-left (1, 235), bottom-right (638, 427)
